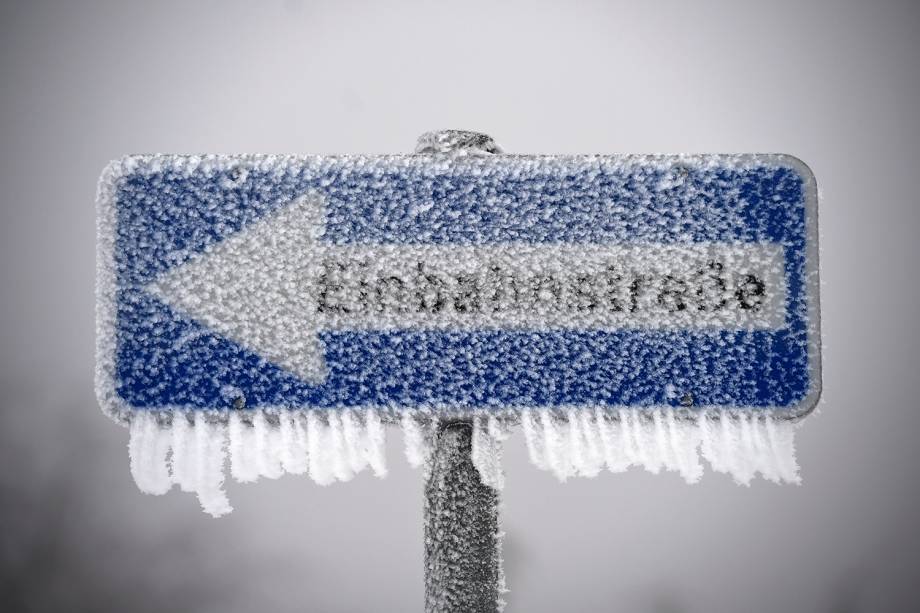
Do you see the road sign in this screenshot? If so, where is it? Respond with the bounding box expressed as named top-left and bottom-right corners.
top-left (96, 154), bottom-right (820, 422)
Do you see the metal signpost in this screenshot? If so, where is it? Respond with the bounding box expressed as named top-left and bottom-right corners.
top-left (96, 131), bottom-right (820, 612)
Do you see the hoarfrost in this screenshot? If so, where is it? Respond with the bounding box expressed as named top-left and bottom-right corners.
top-left (402, 413), bottom-right (433, 469)
top-left (279, 410), bottom-right (309, 475)
top-left (365, 410), bottom-right (388, 477)
top-left (128, 408), bottom-right (798, 515)
top-left (193, 416), bottom-right (232, 517)
top-left (228, 412), bottom-right (260, 483)
top-left (521, 411), bottom-right (549, 471)
top-left (170, 413), bottom-right (195, 493)
top-left (253, 410), bottom-right (284, 480)
top-left (128, 412), bottom-right (171, 495)
top-left (104, 153), bottom-right (816, 515)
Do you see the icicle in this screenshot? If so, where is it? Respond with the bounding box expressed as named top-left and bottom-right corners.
top-left (596, 408), bottom-right (628, 472)
top-left (307, 411), bottom-right (336, 485)
top-left (402, 413), bottom-right (431, 469)
top-left (617, 409), bottom-right (640, 469)
top-left (279, 410), bottom-right (309, 475)
top-left (697, 411), bottom-right (802, 485)
top-left (698, 410), bottom-right (721, 473)
top-left (127, 405), bottom-right (802, 517)
top-left (738, 415), bottom-right (760, 485)
top-left (566, 410), bottom-right (598, 477)
top-left (701, 410), bottom-right (738, 481)
top-left (193, 415), bottom-right (232, 517)
top-left (665, 410), bottom-right (703, 483)
top-left (229, 411), bottom-right (260, 483)
top-left (340, 409), bottom-right (366, 475)
top-left (128, 407), bottom-right (393, 517)
top-left (328, 411), bottom-right (355, 482)
top-left (567, 411), bottom-right (588, 476)
top-left (765, 415), bottom-right (800, 484)
top-left (521, 410), bottom-right (548, 470)
top-left (541, 410), bottom-right (575, 481)
top-left (170, 412), bottom-right (196, 492)
top-left (523, 408), bottom-right (800, 487)
top-left (577, 410), bottom-right (605, 477)
top-left (472, 415), bottom-right (505, 489)
top-left (365, 409), bottom-right (388, 477)
top-left (643, 410), bottom-right (664, 473)
top-left (253, 410), bottom-right (284, 480)
top-left (750, 415), bottom-right (779, 483)
top-left (723, 413), bottom-right (756, 485)
top-left (487, 415), bottom-right (510, 443)
top-left (723, 411), bottom-right (749, 483)
top-left (627, 410), bottom-right (660, 474)
top-left (652, 411), bottom-right (670, 473)
top-left (128, 411), bottom-right (172, 495)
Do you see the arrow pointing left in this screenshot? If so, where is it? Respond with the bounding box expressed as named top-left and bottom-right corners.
top-left (147, 193), bottom-right (330, 384)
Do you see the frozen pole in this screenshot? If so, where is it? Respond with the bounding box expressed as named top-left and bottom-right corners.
top-left (424, 421), bottom-right (502, 613)
top-left (415, 131), bottom-right (504, 613)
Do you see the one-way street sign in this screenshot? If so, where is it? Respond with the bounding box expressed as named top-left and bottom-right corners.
top-left (96, 154), bottom-right (820, 421)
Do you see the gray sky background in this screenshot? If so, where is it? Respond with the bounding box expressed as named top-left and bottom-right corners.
top-left (1, 1), bottom-right (919, 611)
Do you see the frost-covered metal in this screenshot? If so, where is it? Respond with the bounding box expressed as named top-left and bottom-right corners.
top-left (425, 422), bottom-right (504, 613)
top-left (96, 150), bottom-right (820, 516)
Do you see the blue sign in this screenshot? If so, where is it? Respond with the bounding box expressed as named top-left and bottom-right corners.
top-left (96, 154), bottom-right (820, 421)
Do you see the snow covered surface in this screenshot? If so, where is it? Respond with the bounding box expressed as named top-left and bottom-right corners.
top-left (129, 409), bottom-right (388, 516)
top-left (104, 153), bottom-right (817, 515)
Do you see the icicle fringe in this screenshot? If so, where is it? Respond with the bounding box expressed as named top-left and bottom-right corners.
top-left (128, 408), bottom-right (800, 516)
top-left (127, 409), bottom-right (389, 517)
top-left (397, 409), bottom-right (796, 489)
top-left (520, 409), bottom-right (799, 485)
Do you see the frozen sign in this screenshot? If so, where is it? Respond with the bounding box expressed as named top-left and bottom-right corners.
top-left (97, 154), bottom-right (820, 420)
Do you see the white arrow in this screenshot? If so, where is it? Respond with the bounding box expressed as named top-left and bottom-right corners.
top-left (148, 194), bottom-right (787, 385)
top-left (148, 194), bottom-right (329, 384)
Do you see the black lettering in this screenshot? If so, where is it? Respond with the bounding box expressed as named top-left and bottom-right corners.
top-left (694, 260), bottom-right (728, 312)
top-left (317, 260), bottom-right (352, 314)
top-left (658, 275), bottom-right (688, 312)
top-left (571, 274), bottom-right (598, 312)
top-left (627, 275), bottom-right (648, 313)
top-left (453, 274), bottom-right (480, 314)
top-left (413, 262), bottom-right (446, 314)
top-left (735, 274), bottom-right (766, 310)
top-left (602, 267), bottom-right (625, 312)
top-left (482, 264), bottom-right (515, 313)
top-left (532, 275), bottom-right (563, 309)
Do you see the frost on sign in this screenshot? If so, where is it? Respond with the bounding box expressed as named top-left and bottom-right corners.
top-left (96, 154), bottom-right (820, 515)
